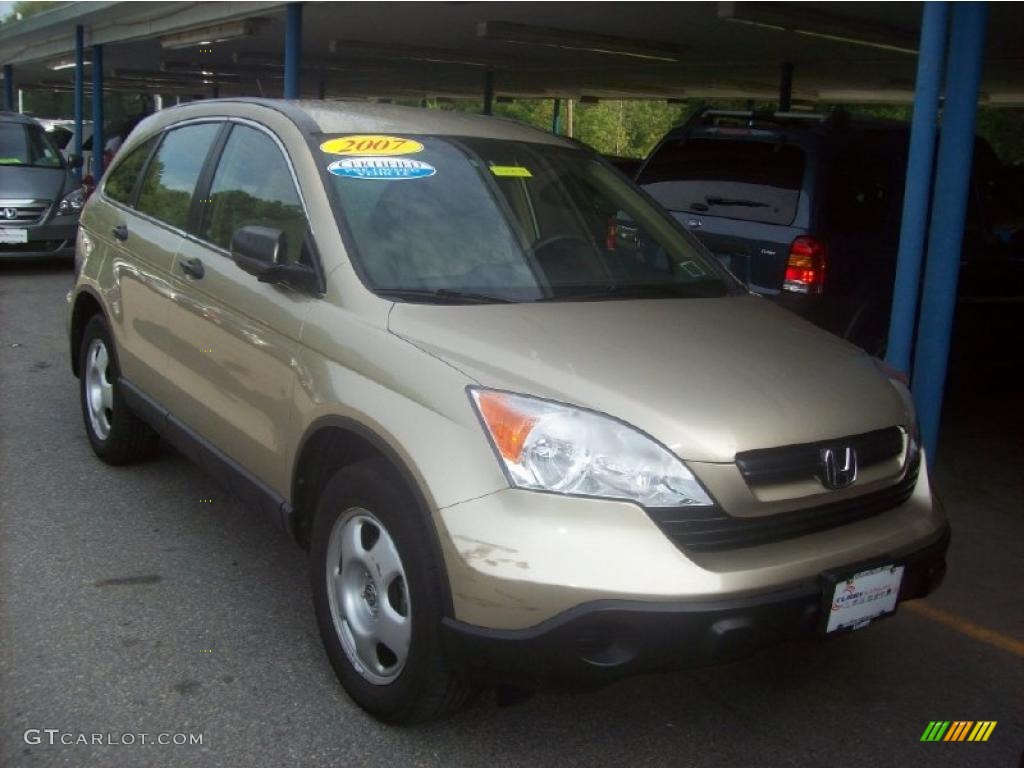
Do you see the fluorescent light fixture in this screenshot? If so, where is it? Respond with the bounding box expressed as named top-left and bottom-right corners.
top-left (718, 2), bottom-right (918, 55)
top-left (477, 21), bottom-right (688, 63)
top-left (48, 59), bottom-right (90, 71)
top-left (161, 20), bottom-right (264, 50)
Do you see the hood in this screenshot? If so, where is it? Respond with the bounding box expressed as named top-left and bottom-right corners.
top-left (389, 295), bottom-right (910, 463)
top-left (0, 165), bottom-right (68, 202)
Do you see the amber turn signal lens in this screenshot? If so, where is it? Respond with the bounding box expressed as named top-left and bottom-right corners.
top-left (474, 390), bottom-right (537, 461)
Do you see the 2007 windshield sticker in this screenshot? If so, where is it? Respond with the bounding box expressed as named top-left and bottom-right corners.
top-left (320, 135), bottom-right (424, 156)
top-left (327, 156), bottom-right (436, 180)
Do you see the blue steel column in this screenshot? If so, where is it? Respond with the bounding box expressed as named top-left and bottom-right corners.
top-left (3, 65), bottom-right (12, 111)
top-left (284, 3), bottom-right (303, 99)
top-left (886, 2), bottom-right (950, 375)
top-left (91, 44), bottom-right (104, 181)
top-left (73, 26), bottom-right (85, 181)
top-left (551, 98), bottom-right (562, 135)
top-left (912, 2), bottom-right (988, 465)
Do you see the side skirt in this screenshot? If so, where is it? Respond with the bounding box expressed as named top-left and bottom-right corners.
top-left (119, 378), bottom-right (297, 539)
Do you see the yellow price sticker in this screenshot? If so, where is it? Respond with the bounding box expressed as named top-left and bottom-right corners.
top-left (320, 135), bottom-right (424, 156)
top-left (490, 165), bottom-right (533, 178)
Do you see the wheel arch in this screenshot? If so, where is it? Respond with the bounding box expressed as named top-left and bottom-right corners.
top-left (290, 415), bottom-right (454, 617)
top-left (69, 288), bottom-right (106, 377)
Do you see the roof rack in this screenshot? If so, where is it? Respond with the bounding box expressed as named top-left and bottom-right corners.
top-left (684, 108), bottom-right (847, 131)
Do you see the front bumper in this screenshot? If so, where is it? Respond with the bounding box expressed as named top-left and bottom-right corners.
top-left (443, 524), bottom-right (949, 689)
top-left (0, 219), bottom-right (77, 259)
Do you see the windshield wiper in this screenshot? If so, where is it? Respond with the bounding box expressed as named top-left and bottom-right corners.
top-left (705, 196), bottom-right (769, 208)
top-left (375, 288), bottom-right (514, 304)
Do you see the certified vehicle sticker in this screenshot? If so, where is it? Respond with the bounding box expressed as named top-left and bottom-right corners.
top-left (489, 165), bottom-right (533, 178)
top-left (327, 156), bottom-right (436, 180)
top-left (320, 135), bottom-right (424, 156)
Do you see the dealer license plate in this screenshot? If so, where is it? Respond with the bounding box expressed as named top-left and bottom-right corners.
top-left (825, 564), bottom-right (904, 633)
top-left (0, 228), bottom-right (28, 244)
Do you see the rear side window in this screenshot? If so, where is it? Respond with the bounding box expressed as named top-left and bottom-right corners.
top-left (136, 123), bottom-right (221, 230)
top-left (104, 137), bottom-right (156, 205)
top-left (638, 138), bottom-right (805, 226)
top-left (827, 146), bottom-right (903, 234)
top-left (200, 124), bottom-right (307, 264)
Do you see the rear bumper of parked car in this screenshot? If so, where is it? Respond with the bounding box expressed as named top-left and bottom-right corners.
top-left (0, 220), bottom-right (77, 259)
top-left (442, 524), bottom-right (948, 689)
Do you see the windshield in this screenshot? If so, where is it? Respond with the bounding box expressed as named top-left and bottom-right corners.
top-left (322, 135), bottom-right (738, 303)
top-left (0, 123), bottom-right (64, 168)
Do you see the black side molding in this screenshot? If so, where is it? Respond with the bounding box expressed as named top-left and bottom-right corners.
top-left (118, 378), bottom-right (295, 536)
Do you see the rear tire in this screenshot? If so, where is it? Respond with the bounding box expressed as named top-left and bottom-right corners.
top-left (78, 314), bottom-right (160, 464)
top-left (310, 458), bottom-right (475, 723)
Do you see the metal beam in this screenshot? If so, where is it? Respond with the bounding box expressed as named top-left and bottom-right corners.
top-left (3, 65), bottom-right (12, 111)
top-left (483, 69), bottom-right (494, 115)
top-left (778, 61), bottom-right (793, 111)
top-left (284, 2), bottom-right (302, 99)
top-left (74, 25), bottom-right (84, 181)
top-left (551, 97), bottom-right (562, 135)
top-left (912, 2), bottom-right (988, 465)
top-left (886, 2), bottom-right (950, 375)
top-left (91, 44), bottom-right (104, 181)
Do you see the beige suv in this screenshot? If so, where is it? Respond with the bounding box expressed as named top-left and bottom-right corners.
top-left (68, 99), bottom-right (949, 723)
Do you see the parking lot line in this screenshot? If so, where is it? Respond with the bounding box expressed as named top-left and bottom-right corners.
top-left (905, 601), bottom-right (1024, 658)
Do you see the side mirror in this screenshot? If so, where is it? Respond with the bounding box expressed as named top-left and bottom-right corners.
top-left (230, 225), bottom-right (286, 277)
top-left (67, 153), bottom-right (84, 169)
top-left (230, 225), bottom-right (321, 294)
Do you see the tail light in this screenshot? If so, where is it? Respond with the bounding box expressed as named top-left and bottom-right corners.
top-left (783, 236), bottom-right (827, 294)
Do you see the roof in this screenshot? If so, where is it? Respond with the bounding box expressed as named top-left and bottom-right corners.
top-left (0, 111), bottom-right (43, 126)
top-left (2, 2), bottom-right (1022, 105)
top-left (135, 97), bottom-right (574, 146)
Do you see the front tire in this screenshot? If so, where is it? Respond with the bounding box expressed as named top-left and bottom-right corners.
top-left (310, 458), bottom-right (475, 723)
top-left (78, 314), bottom-right (159, 464)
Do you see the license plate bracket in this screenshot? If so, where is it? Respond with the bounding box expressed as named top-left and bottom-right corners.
top-left (820, 561), bottom-right (904, 635)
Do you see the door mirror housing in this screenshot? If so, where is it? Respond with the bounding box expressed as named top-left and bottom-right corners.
top-left (66, 153), bottom-right (84, 169)
top-left (230, 225), bottom-right (285, 276)
top-left (230, 225), bottom-right (321, 294)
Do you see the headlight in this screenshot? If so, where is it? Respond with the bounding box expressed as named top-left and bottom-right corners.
top-left (57, 187), bottom-right (85, 216)
top-left (469, 388), bottom-right (712, 508)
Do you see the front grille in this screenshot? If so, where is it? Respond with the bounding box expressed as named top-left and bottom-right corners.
top-left (0, 199), bottom-right (50, 225)
top-left (735, 426), bottom-right (904, 486)
top-left (649, 452), bottom-right (920, 553)
top-left (0, 239), bottom-right (66, 253)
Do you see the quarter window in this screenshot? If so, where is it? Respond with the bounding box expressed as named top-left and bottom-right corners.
top-left (200, 124), bottom-right (307, 264)
top-left (104, 137), bottom-right (157, 205)
top-left (136, 123), bottom-right (221, 230)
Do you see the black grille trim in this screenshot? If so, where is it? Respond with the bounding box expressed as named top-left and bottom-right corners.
top-left (735, 426), bottom-right (904, 486)
top-left (649, 453), bottom-right (920, 553)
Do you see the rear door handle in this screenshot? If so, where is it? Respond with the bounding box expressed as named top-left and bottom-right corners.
top-left (180, 256), bottom-right (205, 279)
top-left (112, 224), bottom-right (128, 241)
top-left (687, 219), bottom-right (703, 229)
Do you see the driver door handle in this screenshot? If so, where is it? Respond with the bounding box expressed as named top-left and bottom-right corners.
top-left (180, 256), bottom-right (205, 279)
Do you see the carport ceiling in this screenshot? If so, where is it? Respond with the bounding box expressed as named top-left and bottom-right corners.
top-left (2, 1), bottom-right (1023, 104)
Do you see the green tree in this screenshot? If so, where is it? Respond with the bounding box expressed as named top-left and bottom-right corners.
top-left (0, 0), bottom-right (58, 25)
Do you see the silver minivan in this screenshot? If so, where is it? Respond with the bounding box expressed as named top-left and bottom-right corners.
top-left (0, 111), bottom-right (84, 259)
